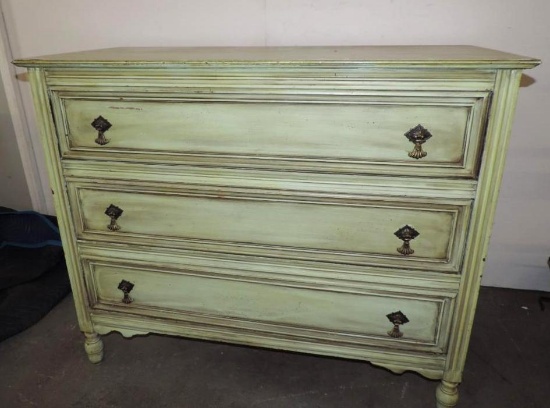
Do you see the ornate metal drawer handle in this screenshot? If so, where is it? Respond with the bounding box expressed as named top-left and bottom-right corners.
top-left (405, 124), bottom-right (432, 159)
top-left (118, 280), bottom-right (134, 304)
top-left (105, 204), bottom-right (123, 231)
top-left (91, 116), bottom-right (112, 145)
top-left (394, 224), bottom-right (419, 256)
top-left (387, 311), bottom-right (409, 338)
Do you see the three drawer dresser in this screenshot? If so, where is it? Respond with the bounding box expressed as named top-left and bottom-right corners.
top-left (15, 46), bottom-right (539, 407)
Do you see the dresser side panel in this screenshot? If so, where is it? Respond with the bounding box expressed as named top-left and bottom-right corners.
top-left (444, 69), bottom-right (523, 382)
top-left (28, 68), bottom-right (92, 331)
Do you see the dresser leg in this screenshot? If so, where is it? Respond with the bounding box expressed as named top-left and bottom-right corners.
top-left (436, 380), bottom-right (459, 408)
top-left (84, 332), bottom-right (104, 363)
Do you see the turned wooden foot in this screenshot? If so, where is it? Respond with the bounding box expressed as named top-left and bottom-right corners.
top-left (84, 332), bottom-right (104, 363)
top-left (436, 380), bottom-right (459, 408)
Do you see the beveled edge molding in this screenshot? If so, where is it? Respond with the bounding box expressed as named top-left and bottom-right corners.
top-left (27, 68), bottom-right (94, 332)
top-left (442, 69), bottom-right (526, 384)
top-left (62, 159), bottom-right (477, 202)
top-left (88, 295), bottom-right (447, 351)
top-left (63, 159), bottom-right (478, 200)
top-left (90, 311), bottom-right (446, 380)
top-left (50, 88), bottom-right (491, 179)
top-left (67, 180), bottom-right (469, 273)
top-left (62, 159), bottom-right (477, 199)
top-left (14, 55), bottom-right (539, 70)
top-left (47, 78), bottom-right (496, 93)
top-left (82, 256), bottom-right (460, 298)
top-left (78, 240), bottom-right (462, 293)
top-left (81, 249), bottom-right (456, 353)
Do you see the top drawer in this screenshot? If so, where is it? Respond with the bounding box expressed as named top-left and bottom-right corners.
top-left (51, 91), bottom-right (490, 178)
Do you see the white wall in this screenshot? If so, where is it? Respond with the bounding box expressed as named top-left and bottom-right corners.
top-left (2, 0), bottom-right (549, 291)
top-left (0, 72), bottom-right (32, 210)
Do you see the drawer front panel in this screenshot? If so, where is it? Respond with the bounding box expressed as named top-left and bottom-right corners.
top-left (70, 183), bottom-right (470, 272)
top-left (86, 260), bottom-right (453, 352)
top-left (55, 92), bottom-right (490, 177)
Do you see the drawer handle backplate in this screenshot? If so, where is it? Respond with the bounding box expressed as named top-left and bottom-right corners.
top-left (118, 280), bottom-right (134, 304)
top-left (405, 124), bottom-right (432, 159)
top-left (91, 116), bottom-right (112, 145)
top-left (386, 310), bottom-right (409, 338)
top-left (105, 204), bottom-right (123, 231)
top-left (394, 224), bottom-right (419, 256)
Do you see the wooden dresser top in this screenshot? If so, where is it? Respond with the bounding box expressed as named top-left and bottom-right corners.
top-left (14, 45), bottom-right (540, 69)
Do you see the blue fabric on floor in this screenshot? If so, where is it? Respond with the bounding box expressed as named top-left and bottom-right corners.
top-left (0, 210), bottom-right (62, 248)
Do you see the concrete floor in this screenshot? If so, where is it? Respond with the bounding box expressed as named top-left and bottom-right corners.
top-left (0, 286), bottom-right (548, 408)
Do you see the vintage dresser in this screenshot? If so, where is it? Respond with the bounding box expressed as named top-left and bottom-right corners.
top-left (15, 46), bottom-right (539, 407)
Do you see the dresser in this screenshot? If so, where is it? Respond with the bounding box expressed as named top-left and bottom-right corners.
top-left (15, 46), bottom-right (539, 407)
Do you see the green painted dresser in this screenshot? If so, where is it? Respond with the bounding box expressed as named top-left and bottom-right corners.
top-left (14, 46), bottom-right (539, 407)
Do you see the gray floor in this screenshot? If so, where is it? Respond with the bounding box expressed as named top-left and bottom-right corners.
top-left (0, 287), bottom-right (549, 408)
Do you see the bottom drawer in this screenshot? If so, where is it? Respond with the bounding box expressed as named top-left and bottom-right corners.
top-left (84, 257), bottom-right (454, 354)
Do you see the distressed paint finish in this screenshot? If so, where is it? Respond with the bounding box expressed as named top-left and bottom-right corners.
top-left (89, 261), bottom-right (451, 350)
top-left (69, 182), bottom-right (469, 272)
top-left (58, 95), bottom-right (486, 177)
top-left (15, 46), bottom-right (539, 408)
top-left (14, 45), bottom-right (538, 69)
top-left (48, 72), bottom-right (491, 178)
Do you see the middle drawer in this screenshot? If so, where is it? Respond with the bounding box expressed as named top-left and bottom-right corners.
top-left (68, 182), bottom-right (470, 273)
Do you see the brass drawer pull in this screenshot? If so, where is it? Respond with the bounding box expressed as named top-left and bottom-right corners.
top-left (105, 204), bottom-right (123, 231)
top-left (405, 124), bottom-right (432, 159)
top-left (91, 116), bottom-right (112, 145)
top-left (386, 311), bottom-right (409, 338)
top-left (118, 280), bottom-right (134, 304)
top-left (394, 224), bottom-right (419, 256)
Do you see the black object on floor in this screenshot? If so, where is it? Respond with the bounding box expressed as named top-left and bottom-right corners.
top-left (539, 257), bottom-right (550, 310)
top-left (0, 207), bottom-right (70, 341)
